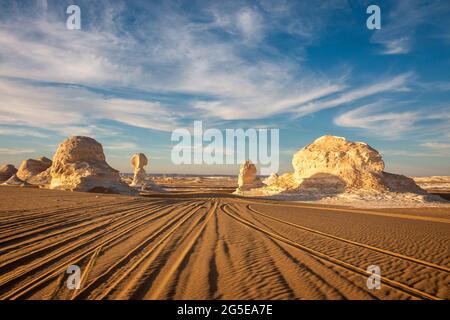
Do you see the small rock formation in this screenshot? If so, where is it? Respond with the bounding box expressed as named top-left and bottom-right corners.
top-left (263, 173), bottom-right (279, 185)
top-left (2, 174), bottom-right (31, 187)
top-left (49, 136), bottom-right (137, 195)
top-left (235, 160), bottom-right (263, 192)
top-left (0, 164), bottom-right (17, 182)
top-left (17, 157), bottom-right (52, 182)
top-left (130, 153), bottom-right (148, 187)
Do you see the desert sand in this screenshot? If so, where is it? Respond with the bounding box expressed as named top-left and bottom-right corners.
top-left (1, 135), bottom-right (449, 300)
top-left (0, 183), bottom-right (449, 300)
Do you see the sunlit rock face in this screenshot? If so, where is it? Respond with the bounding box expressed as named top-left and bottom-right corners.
top-left (130, 153), bottom-right (148, 187)
top-left (0, 164), bottom-right (17, 182)
top-left (17, 157), bottom-right (52, 182)
top-left (262, 135), bottom-right (426, 195)
top-left (291, 135), bottom-right (386, 191)
top-left (27, 167), bottom-right (52, 186)
top-left (49, 136), bottom-right (137, 195)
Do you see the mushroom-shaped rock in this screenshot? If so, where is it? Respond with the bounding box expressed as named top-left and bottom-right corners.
top-left (130, 153), bottom-right (148, 187)
top-left (236, 160), bottom-right (263, 192)
top-left (49, 136), bottom-right (137, 195)
top-left (0, 164), bottom-right (18, 182)
top-left (16, 157), bottom-right (52, 182)
top-left (292, 135), bottom-right (386, 191)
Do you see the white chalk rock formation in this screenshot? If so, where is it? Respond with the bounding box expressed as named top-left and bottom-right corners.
top-left (49, 136), bottom-right (137, 195)
top-left (291, 135), bottom-right (385, 191)
top-left (0, 164), bottom-right (17, 182)
top-left (262, 135), bottom-right (427, 195)
top-left (130, 153), bottom-right (148, 187)
top-left (17, 157), bottom-right (52, 182)
top-left (2, 174), bottom-right (31, 187)
top-left (235, 160), bottom-right (263, 192)
top-left (263, 173), bottom-right (279, 185)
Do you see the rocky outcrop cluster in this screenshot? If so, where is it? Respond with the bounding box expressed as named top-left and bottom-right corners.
top-left (49, 136), bottom-right (137, 195)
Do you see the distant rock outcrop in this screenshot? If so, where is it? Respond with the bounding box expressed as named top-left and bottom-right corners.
top-left (130, 153), bottom-right (148, 187)
top-left (0, 164), bottom-right (17, 182)
top-left (49, 136), bottom-right (137, 195)
top-left (235, 160), bottom-right (263, 193)
top-left (17, 157), bottom-right (52, 182)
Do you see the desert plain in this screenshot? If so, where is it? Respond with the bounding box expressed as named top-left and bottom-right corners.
top-left (0, 177), bottom-right (449, 300)
top-left (0, 135), bottom-right (449, 300)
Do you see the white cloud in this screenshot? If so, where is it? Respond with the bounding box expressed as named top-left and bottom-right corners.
top-left (0, 78), bottom-right (178, 134)
top-left (421, 142), bottom-right (450, 149)
top-left (293, 73), bottom-right (412, 117)
top-left (334, 100), bottom-right (450, 139)
top-left (0, 1), bottom-right (352, 127)
top-left (104, 142), bottom-right (138, 150)
top-left (0, 127), bottom-right (49, 138)
top-left (0, 147), bottom-right (35, 155)
top-left (335, 102), bottom-right (419, 137)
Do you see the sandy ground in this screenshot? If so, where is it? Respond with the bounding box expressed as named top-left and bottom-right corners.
top-left (0, 184), bottom-right (449, 300)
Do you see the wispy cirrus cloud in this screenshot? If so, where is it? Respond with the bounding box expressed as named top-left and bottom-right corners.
top-left (0, 78), bottom-right (178, 133)
top-left (0, 127), bottom-right (49, 138)
top-left (0, 147), bottom-right (35, 155)
top-left (0, 0), bottom-right (352, 129)
top-left (334, 102), bottom-right (420, 137)
top-left (292, 73), bottom-right (413, 118)
top-left (104, 142), bottom-right (138, 150)
top-left (334, 100), bottom-right (450, 139)
top-left (421, 142), bottom-right (450, 149)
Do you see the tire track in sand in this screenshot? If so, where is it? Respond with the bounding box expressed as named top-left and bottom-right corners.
top-left (223, 204), bottom-right (443, 300)
top-left (86, 200), bottom-right (210, 300)
top-left (0, 200), bottom-right (194, 299)
top-left (246, 204), bottom-right (450, 273)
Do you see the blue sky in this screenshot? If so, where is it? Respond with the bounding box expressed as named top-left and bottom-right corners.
top-left (0, 0), bottom-right (449, 175)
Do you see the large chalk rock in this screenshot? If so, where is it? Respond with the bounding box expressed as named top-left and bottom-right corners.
top-left (17, 157), bottom-right (52, 182)
top-left (130, 153), bottom-right (148, 187)
top-left (292, 136), bottom-right (386, 191)
top-left (49, 136), bottom-right (137, 195)
top-left (0, 164), bottom-right (17, 182)
top-left (236, 160), bottom-right (263, 192)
